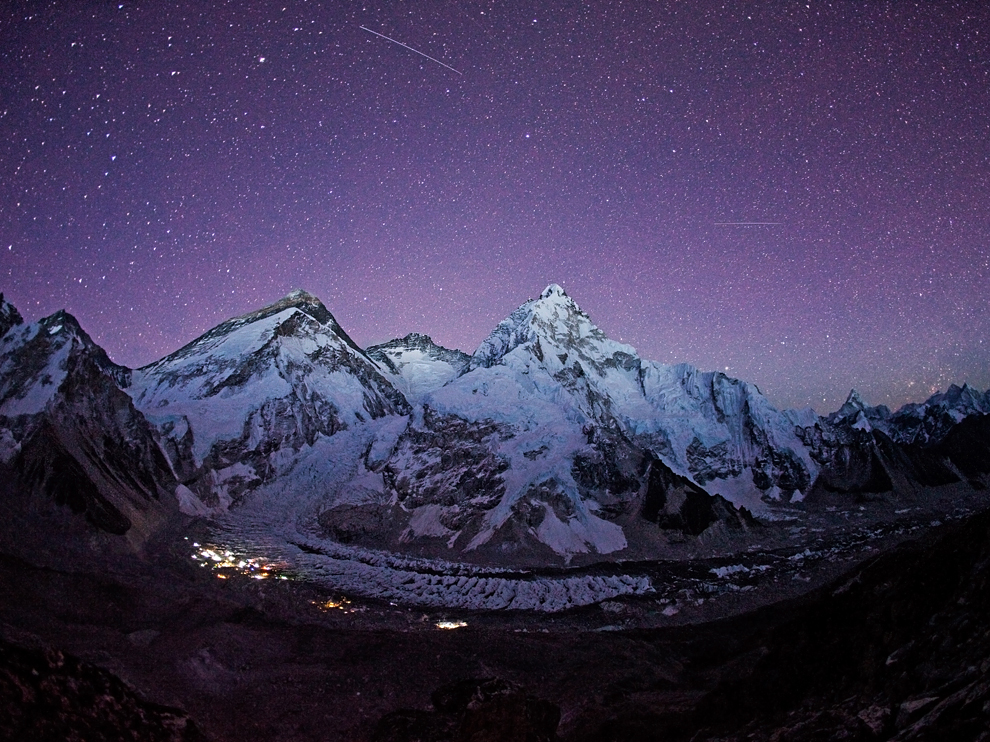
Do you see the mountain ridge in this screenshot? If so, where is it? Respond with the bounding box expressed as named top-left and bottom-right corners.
top-left (2, 285), bottom-right (988, 583)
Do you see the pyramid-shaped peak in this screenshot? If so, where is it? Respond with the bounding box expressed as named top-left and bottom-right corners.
top-left (828, 389), bottom-right (870, 421)
top-left (944, 382), bottom-right (975, 398)
top-left (540, 284), bottom-right (569, 300)
top-left (249, 289), bottom-right (335, 326)
top-left (271, 288), bottom-right (327, 312)
top-left (368, 332), bottom-right (447, 355)
top-left (845, 389), bottom-right (866, 408)
top-left (141, 289), bottom-right (364, 369)
top-left (283, 288), bottom-right (319, 303)
top-left (401, 332), bottom-right (435, 345)
top-left (470, 284), bottom-right (635, 369)
top-left (936, 382), bottom-right (986, 409)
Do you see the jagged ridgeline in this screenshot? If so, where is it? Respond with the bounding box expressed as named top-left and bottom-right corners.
top-left (1, 287), bottom-right (988, 568)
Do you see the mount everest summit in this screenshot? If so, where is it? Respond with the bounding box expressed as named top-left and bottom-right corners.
top-left (1, 286), bottom-right (989, 579)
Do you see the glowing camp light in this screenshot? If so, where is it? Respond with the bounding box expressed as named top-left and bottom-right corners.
top-left (311, 597), bottom-right (362, 614)
top-left (190, 544), bottom-right (289, 581)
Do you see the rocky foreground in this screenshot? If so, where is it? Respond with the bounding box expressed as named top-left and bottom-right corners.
top-left (3, 501), bottom-right (990, 741)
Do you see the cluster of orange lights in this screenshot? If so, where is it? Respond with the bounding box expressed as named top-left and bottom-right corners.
top-left (311, 597), bottom-right (362, 614)
top-left (187, 542), bottom-right (469, 628)
top-left (190, 544), bottom-right (290, 581)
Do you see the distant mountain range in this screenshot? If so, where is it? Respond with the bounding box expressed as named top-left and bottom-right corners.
top-left (1, 286), bottom-right (988, 570)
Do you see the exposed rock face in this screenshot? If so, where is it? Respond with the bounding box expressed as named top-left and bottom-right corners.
top-left (386, 408), bottom-right (511, 511)
top-left (806, 433), bottom-right (897, 500)
top-left (641, 456), bottom-right (754, 536)
top-left (688, 507), bottom-right (990, 742)
top-left (0, 307), bottom-right (177, 541)
top-left (373, 678), bottom-right (560, 742)
top-left (0, 636), bottom-right (207, 742)
top-left (934, 414), bottom-right (990, 483)
top-left (569, 429), bottom-right (642, 518)
top-left (0, 293), bottom-right (22, 339)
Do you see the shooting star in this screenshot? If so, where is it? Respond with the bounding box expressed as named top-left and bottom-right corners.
top-left (714, 222), bottom-right (783, 226)
top-left (359, 26), bottom-right (463, 76)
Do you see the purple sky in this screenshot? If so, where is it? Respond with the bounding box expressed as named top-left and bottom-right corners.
top-left (3, 0), bottom-right (988, 412)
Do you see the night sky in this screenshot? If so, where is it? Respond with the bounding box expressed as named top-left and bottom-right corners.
top-left (3, 1), bottom-right (989, 412)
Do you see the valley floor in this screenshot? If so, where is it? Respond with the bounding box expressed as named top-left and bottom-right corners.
top-left (4, 491), bottom-right (990, 740)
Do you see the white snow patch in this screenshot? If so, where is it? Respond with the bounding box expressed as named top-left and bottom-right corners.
top-left (175, 484), bottom-right (212, 516)
top-left (402, 504), bottom-right (455, 541)
top-left (534, 507), bottom-right (627, 558)
top-left (0, 327), bottom-right (72, 416)
top-left (852, 412), bottom-right (872, 431)
top-left (710, 563), bottom-right (770, 578)
top-left (706, 470), bottom-right (771, 516)
top-left (378, 349), bottom-right (462, 398)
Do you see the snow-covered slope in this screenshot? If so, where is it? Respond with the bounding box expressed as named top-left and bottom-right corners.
top-left (0, 303), bottom-right (177, 540)
top-left (888, 384), bottom-right (990, 445)
top-left (459, 286), bottom-right (814, 501)
top-left (127, 290), bottom-right (410, 512)
top-left (331, 285), bottom-right (800, 562)
top-left (367, 333), bottom-right (470, 399)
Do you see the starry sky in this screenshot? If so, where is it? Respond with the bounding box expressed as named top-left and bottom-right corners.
top-left (2, 0), bottom-right (989, 412)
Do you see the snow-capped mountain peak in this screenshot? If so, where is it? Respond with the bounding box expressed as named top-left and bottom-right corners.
top-left (370, 332), bottom-right (453, 356)
top-left (367, 333), bottom-right (470, 399)
top-left (128, 290), bottom-right (409, 508)
top-left (824, 388), bottom-right (894, 435)
top-left (934, 383), bottom-right (987, 411)
top-left (882, 382), bottom-right (990, 445)
top-left (4, 283), bottom-right (990, 588)
top-left (845, 388), bottom-right (866, 408)
top-left (0, 309), bottom-right (131, 419)
top-left (262, 289), bottom-right (345, 333)
top-left (470, 283), bottom-right (636, 372)
top-left (0, 305), bottom-right (177, 538)
top-left (284, 288), bottom-right (316, 301)
top-left (837, 389), bottom-right (871, 415)
top-left (146, 289), bottom-right (368, 370)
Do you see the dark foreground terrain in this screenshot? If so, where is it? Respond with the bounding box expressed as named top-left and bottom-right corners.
top-left (3, 498), bottom-right (990, 742)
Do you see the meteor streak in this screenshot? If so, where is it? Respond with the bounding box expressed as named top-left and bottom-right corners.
top-left (359, 26), bottom-right (463, 75)
top-left (714, 222), bottom-right (783, 226)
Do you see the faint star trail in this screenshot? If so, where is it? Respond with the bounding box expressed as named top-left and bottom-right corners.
top-left (359, 26), bottom-right (463, 76)
top-left (4, 2), bottom-right (987, 412)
